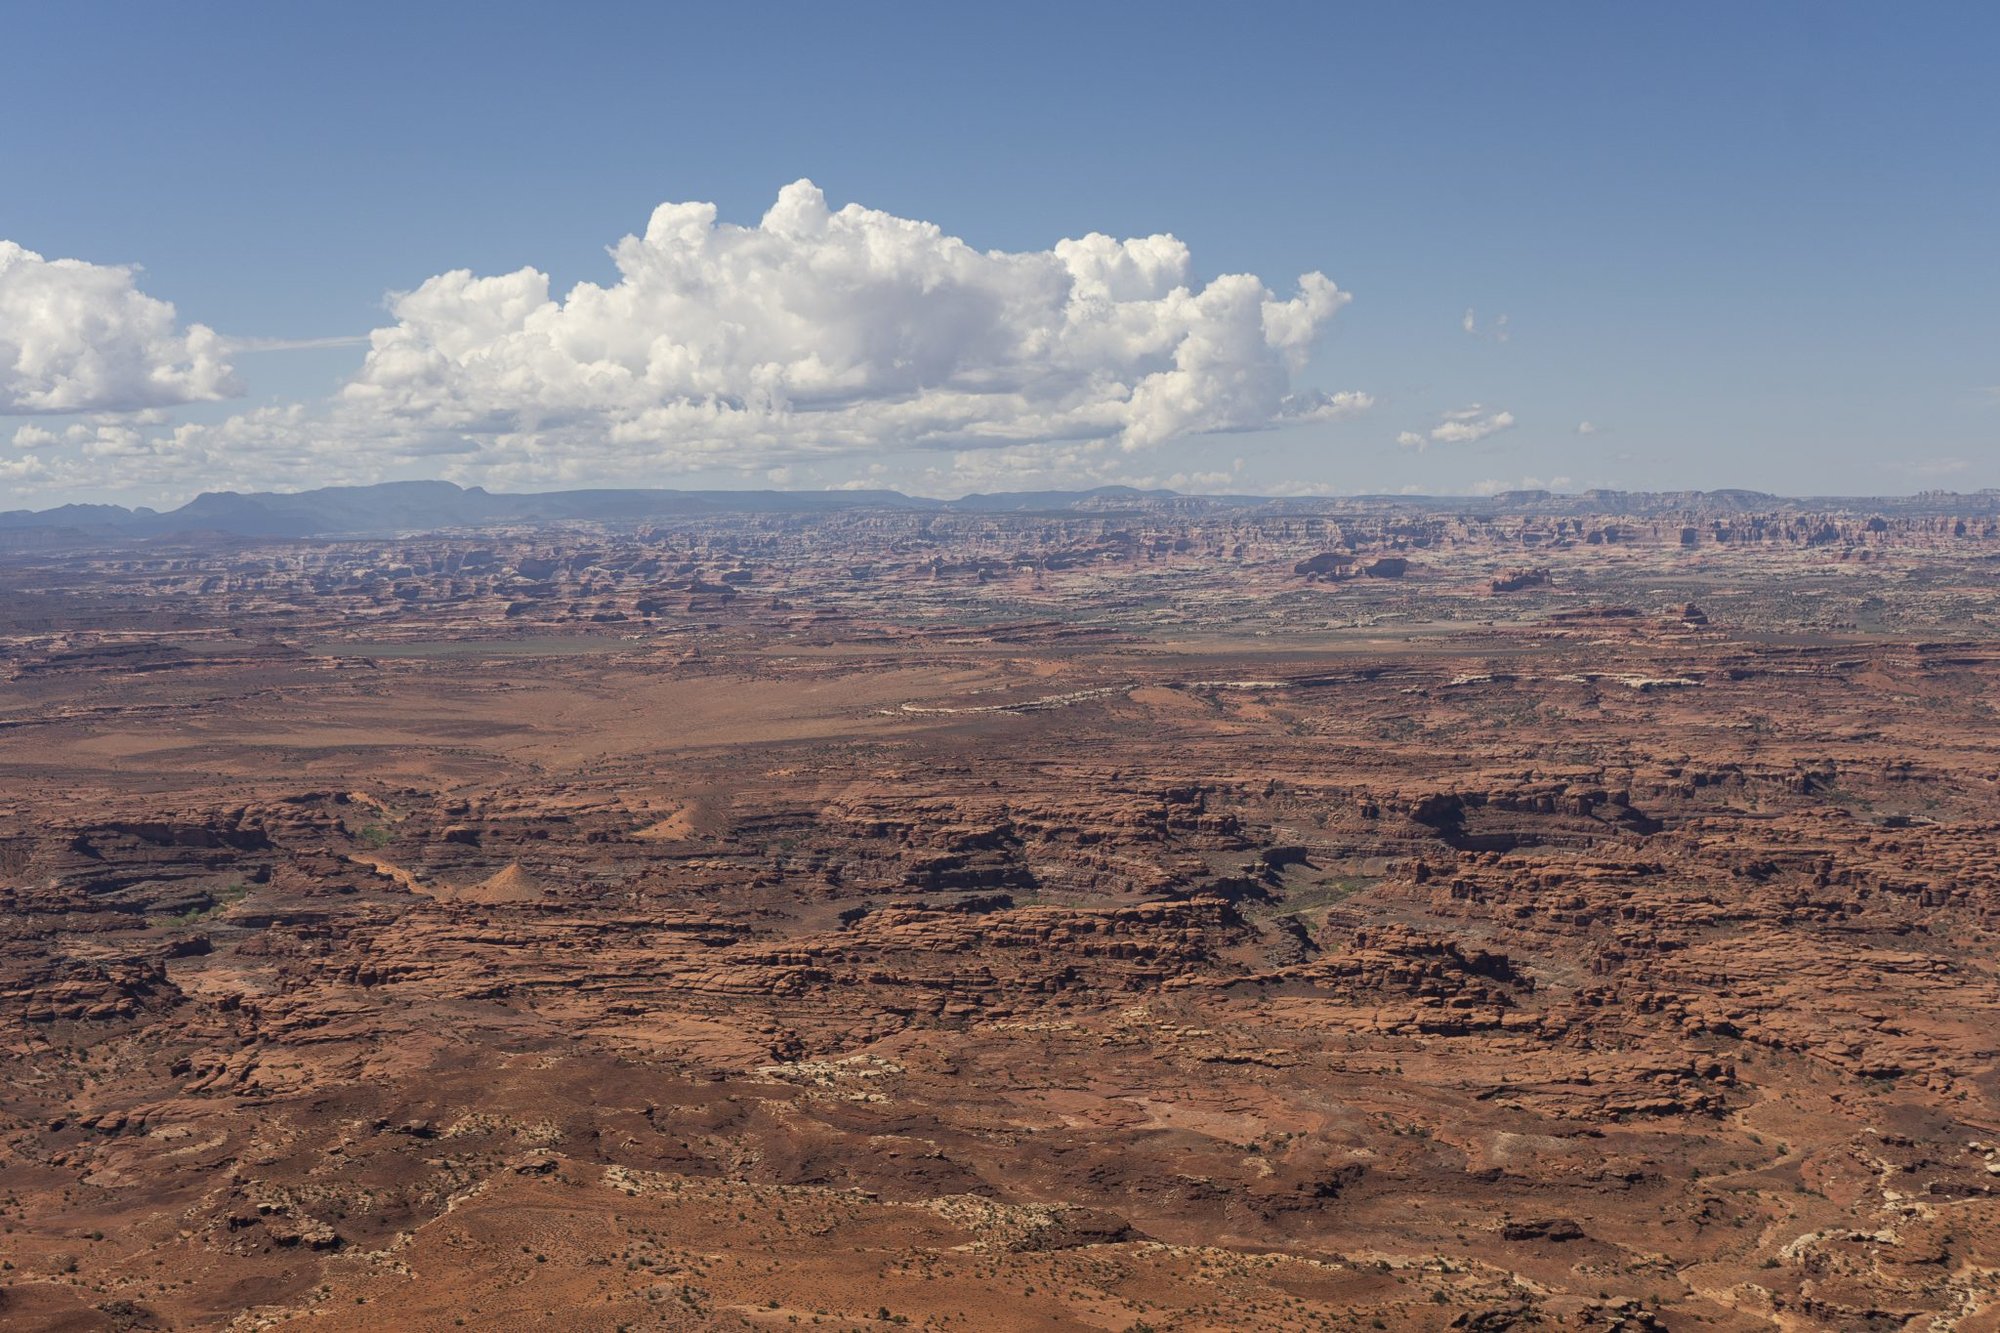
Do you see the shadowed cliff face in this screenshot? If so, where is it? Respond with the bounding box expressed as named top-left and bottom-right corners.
top-left (2, 501), bottom-right (1999, 1330)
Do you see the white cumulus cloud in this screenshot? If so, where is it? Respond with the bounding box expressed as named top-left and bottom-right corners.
top-left (1461, 307), bottom-right (1509, 342)
top-left (1471, 474), bottom-right (1572, 496)
top-left (333, 180), bottom-right (1363, 473)
top-left (1397, 404), bottom-right (1516, 451)
top-left (0, 242), bottom-right (240, 414)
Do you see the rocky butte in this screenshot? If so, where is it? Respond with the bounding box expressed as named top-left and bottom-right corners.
top-left (1, 484), bottom-right (1998, 1330)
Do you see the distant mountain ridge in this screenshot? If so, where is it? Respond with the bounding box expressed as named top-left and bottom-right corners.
top-left (2, 480), bottom-right (1997, 540)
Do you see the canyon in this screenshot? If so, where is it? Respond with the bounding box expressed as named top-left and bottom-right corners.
top-left (2, 487), bottom-right (1999, 1330)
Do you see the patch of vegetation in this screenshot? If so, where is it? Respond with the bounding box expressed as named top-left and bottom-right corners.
top-left (1247, 875), bottom-right (1378, 921)
top-left (154, 881), bottom-right (251, 928)
top-left (354, 823), bottom-right (394, 848)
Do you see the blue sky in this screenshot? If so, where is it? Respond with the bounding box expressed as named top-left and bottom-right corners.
top-left (2, 1), bottom-right (1995, 504)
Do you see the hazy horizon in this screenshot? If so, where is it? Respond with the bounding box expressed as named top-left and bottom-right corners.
top-left (11, 475), bottom-right (2000, 523)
